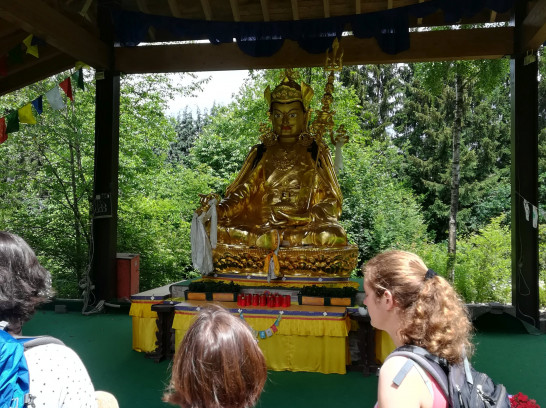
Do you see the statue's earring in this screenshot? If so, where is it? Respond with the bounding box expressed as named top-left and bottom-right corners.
top-left (260, 122), bottom-right (278, 146)
top-left (298, 109), bottom-right (313, 146)
top-left (298, 132), bottom-right (313, 146)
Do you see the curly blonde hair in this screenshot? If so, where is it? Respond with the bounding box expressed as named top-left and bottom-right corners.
top-left (363, 250), bottom-right (473, 364)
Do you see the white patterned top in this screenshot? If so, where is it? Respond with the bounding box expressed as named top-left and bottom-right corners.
top-left (24, 344), bottom-right (97, 408)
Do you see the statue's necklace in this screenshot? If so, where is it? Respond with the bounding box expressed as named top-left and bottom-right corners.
top-left (276, 145), bottom-right (297, 171)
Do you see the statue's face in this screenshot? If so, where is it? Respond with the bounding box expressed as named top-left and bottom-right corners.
top-left (271, 101), bottom-right (305, 138)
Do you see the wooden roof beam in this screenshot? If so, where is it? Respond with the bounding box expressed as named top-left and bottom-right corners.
top-left (291, 0), bottom-right (299, 21)
top-left (0, 0), bottom-right (110, 69)
top-left (167, 0), bottom-right (183, 18)
top-left (324, 0), bottom-right (330, 18)
top-left (115, 26), bottom-right (513, 73)
top-left (200, 0), bottom-right (212, 20)
top-left (260, 0), bottom-right (270, 21)
top-left (230, 0), bottom-right (240, 22)
top-left (0, 49), bottom-right (75, 96)
top-left (136, 0), bottom-right (149, 14)
top-left (521, 0), bottom-right (546, 52)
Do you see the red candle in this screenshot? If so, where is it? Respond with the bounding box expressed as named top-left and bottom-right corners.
top-left (267, 295), bottom-right (275, 308)
top-left (237, 293), bottom-right (244, 307)
top-left (275, 294), bottom-right (282, 307)
top-left (245, 294), bottom-right (252, 306)
top-left (283, 295), bottom-right (291, 308)
top-left (252, 294), bottom-right (259, 306)
top-left (260, 293), bottom-right (267, 306)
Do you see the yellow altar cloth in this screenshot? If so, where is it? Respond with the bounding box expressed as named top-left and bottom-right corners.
top-left (172, 301), bottom-right (351, 374)
top-left (375, 330), bottom-right (396, 363)
top-left (129, 299), bottom-right (164, 353)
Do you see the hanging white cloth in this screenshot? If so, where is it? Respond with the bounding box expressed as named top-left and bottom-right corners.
top-left (190, 198), bottom-right (217, 275)
top-left (334, 141), bottom-right (344, 175)
top-left (266, 230), bottom-right (281, 283)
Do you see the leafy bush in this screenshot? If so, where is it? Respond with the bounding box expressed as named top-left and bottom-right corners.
top-left (188, 280), bottom-right (240, 293)
top-left (299, 285), bottom-right (358, 298)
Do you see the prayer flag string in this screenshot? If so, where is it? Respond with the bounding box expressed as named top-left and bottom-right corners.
top-left (0, 66), bottom-right (86, 145)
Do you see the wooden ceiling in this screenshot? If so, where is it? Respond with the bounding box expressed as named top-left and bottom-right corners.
top-left (0, 0), bottom-right (545, 96)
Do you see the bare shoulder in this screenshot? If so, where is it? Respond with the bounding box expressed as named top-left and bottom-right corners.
top-left (377, 356), bottom-right (431, 408)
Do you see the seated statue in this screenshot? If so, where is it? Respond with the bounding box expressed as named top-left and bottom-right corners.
top-left (196, 70), bottom-right (357, 278)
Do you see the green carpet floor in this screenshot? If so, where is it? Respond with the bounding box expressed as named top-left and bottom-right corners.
top-left (23, 309), bottom-right (544, 408)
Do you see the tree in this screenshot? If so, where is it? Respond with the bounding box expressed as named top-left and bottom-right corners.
top-left (340, 64), bottom-right (410, 139)
top-left (405, 58), bottom-right (510, 280)
top-left (0, 71), bottom-right (208, 295)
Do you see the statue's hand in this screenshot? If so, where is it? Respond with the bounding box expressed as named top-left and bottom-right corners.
top-left (270, 205), bottom-right (311, 226)
top-left (309, 202), bottom-right (338, 222)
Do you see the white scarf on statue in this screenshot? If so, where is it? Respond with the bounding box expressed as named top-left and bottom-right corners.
top-left (190, 198), bottom-right (217, 275)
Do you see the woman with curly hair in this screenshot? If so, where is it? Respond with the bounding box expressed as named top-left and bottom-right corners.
top-left (363, 250), bottom-right (473, 408)
top-left (0, 231), bottom-right (118, 408)
top-left (164, 304), bottom-right (267, 408)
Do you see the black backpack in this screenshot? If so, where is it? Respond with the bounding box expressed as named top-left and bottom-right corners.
top-left (387, 345), bottom-right (510, 408)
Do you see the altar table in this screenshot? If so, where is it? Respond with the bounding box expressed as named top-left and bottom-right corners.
top-left (173, 300), bottom-right (351, 374)
top-left (129, 294), bottom-right (171, 353)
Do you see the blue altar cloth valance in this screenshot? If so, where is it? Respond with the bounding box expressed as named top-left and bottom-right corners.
top-left (110, 0), bottom-right (514, 57)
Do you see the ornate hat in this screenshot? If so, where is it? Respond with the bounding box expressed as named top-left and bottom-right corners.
top-left (264, 69), bottom-right (314, 111)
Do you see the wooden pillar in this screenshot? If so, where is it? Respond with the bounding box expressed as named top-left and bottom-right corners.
top-left (510, 0), bottom-right (540, 329)
top-left (91, 1), bottom-right (120, 301)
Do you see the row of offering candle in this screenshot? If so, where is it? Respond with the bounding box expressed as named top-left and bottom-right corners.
top-left (237, 292), bottom-right (292, 308)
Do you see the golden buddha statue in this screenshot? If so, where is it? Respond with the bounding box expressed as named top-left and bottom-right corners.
top-left (196, 69), bottom-right (358, 278)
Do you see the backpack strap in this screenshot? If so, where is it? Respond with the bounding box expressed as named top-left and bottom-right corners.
top-left (386, 345), bottom-right (450, 400)
top-left (1, 321), bottom-right (65, 349)
top-left (15, 335), bottom-right (65, 349)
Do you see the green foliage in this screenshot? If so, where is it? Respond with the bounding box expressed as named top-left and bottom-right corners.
top-left (393, 62), bottom-right (511, 241)
top-left (187, 280), bottom-right (240, 293)
top-left (454, 215), bottom-right (511, 303)
top-left (414, 216), bottom-right (511, 304)
top-left (0, 71), bottom-right (206, 296)
top-left (340, 138), bottom-right (430, 267)
top-left (298, 285), bottom-right (358, 298)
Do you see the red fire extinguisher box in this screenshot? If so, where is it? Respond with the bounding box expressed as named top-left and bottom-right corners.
top-left (116, 253), bottom-right (140, 299)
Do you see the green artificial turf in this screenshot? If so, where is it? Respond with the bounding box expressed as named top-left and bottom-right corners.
top-left (23, 309), bottom-right (544, 408)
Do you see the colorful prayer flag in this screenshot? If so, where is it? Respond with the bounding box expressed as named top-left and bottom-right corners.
top-left (59, 77), bottom-right (73, 101)
top-left (23, 35), bottom-right (39, 58)
top-left (45, 86), bottom-right (65, 110)
top-left (31, 96), bottom-right (43, 115)
top-left (6, 111), bottom-right (19, 133)
top-left (18, 104), bottom-right (36, 124)
top-left (0, 117), bottom-right (6, 144)
top-left (71, 69), bottom-right (85, 90)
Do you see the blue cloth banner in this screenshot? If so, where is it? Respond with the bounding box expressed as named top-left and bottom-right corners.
top-left (110, 0), bottom-right (514, 57)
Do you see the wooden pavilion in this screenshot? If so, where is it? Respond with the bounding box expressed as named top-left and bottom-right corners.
top-left (0, 0), bottom-right (542, 329)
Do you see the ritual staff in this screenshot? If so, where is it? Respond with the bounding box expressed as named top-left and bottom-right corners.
top-left (363, 250), bottom-right (473, 408)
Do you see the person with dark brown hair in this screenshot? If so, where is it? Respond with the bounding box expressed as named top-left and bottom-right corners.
top-left (164, 304), bottom-right (267, 408)
top-left (363, 250), bottom-right (473, 408)
top-left (0, 231), bottom-right (118, 408)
